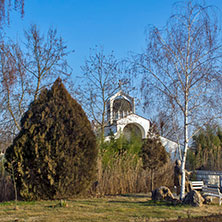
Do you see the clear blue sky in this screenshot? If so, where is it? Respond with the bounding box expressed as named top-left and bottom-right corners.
top-left (4, 0), bottom-right (222, 81)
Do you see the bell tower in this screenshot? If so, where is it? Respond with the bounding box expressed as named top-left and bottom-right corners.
top-left (107, 90), bottom-right (135, 124)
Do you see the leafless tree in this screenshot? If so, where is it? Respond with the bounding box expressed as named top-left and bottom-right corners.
top-left (0, 25), bottom-right (72, 150)
top-left (24, 24), bottom-right (72, 101)
top-left (76, 47), bottom-right (131, 143)
top-left (136, 0), bottom-right (222, 199)
top-left (152, 110), bottom-right (180, 139)
top-left (0, 0), bottom-right (24, 26)
top-left (0, 40), bottom-right (26, 152)
top-left (0, 41), bottom-right (27, 131)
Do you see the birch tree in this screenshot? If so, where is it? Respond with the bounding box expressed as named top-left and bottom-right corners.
top-left (137, 0), bottom-right (222, 199)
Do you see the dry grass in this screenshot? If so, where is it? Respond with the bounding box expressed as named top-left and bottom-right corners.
top-left (0, 194), bottom-right (222, 222)
top-left (96, 153), bottom-right (174, 196)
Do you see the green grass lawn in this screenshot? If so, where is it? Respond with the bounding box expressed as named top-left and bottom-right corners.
top-left (0, 194), bottom-right (221, 222)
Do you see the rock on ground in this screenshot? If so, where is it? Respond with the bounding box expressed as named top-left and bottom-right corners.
top-left (152, 186), bottom-right (175, 201)
top-left (183, 190), bottom-right (204, 207)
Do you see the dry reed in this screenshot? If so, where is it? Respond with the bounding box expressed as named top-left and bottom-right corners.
top-left (96, 152), bottom-right (174, 195)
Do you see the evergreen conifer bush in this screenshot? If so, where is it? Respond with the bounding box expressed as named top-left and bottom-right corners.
top-left (4, 78), bottom-right (97, 200)
top-left (187, 125), bottom-right (222, 171)
top-left (141, 125), bottom-right (169, 191)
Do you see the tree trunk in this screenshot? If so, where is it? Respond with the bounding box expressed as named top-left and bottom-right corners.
top-left (180, 91), bottom-right (189, 200)
top-left (150, 170), bottom-right (154, 191)
top-left (34, 77), bottom-right (41, 101)
top-left (100, 89), bottom-right (106, 145)
top-left (11, 163), bottom-right (18, 202)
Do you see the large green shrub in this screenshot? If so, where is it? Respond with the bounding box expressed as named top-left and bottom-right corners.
top-left (4, 78), bottom-right (97, 200)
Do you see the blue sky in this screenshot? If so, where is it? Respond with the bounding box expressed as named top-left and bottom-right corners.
top-left (4, 0), bottom-right (222, 82)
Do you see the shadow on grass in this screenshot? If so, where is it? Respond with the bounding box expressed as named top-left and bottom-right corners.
top-left (120, 193), bottom-right (151, 198)
top-left (0, 201), bottom-right (37, 206)
top-left (108, 199), bottom-right (184, 207)
top-left (113, 193), bottom-right (184, 207)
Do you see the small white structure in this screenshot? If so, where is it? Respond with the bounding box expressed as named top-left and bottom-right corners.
top-left (160, 136), bottom-right (180, 160)
top-left (104, 90), bottom-right (150, 139)
top-left (104, 90), bottom-right (179, 159)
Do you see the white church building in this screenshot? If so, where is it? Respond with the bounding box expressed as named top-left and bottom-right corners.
top-left (104, 90), bottom-right (179, 159)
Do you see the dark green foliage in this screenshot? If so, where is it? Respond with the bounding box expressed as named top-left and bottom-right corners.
top-left (141, 128), bottom-right (168, 171)
top-left (141, 126), bottom-right (169, 190)
top-left (187, 125), bottom-right (222, 171)
top-left (4, 78), bottom-right (97, 200)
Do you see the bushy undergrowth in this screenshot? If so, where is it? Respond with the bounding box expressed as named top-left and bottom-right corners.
top-left (0, 134), bottom-right (174, 201)
top-left (96, 135), bottom-right (174, 195)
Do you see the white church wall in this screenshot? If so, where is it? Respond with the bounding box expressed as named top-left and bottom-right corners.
top-left (160, 136), bottom-right (179, 160)
top-left (117, 114), bottom-right (150, 139)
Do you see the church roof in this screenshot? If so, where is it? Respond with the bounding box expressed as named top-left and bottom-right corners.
top-left (108, 90), bottom-right (134, 102)
top-left (116, 113), bottom-right (150, 122)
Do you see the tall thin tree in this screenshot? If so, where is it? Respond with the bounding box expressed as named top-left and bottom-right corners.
top-left (136, 0), bottom-right (222, 199)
